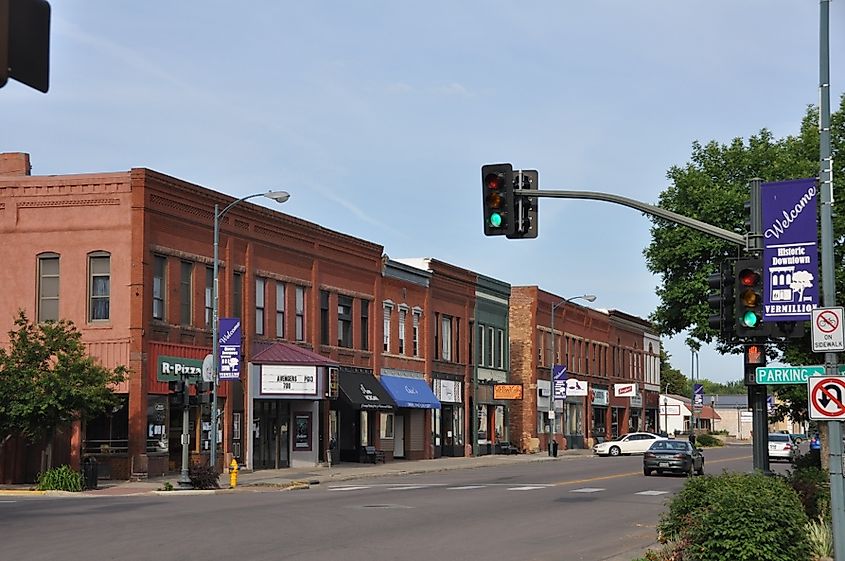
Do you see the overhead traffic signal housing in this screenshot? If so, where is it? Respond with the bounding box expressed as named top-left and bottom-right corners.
top-left (734, 258), bottom-right (769, 338)
top-left (707, 260), bottom-right (735, 339)
top-left (168, 380), bottom-right (188, 408)
top-left (481, 163), bottom-right (515, 236)
top-left (508, 170), bottom-right (538, 239)
top-left (0, 0), bottom-right (51, 93)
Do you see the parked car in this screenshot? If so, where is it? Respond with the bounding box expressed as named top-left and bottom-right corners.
top-left (768, 433), bottom-right (799, 462)
top-left (778, 429), bottom-right (806, 444)
top-left (593, 432), bottom-right (666, 457)
top-left (643, 439), bottom-right (704, 476)
top-left (809, 433), bottom-right (821, 451)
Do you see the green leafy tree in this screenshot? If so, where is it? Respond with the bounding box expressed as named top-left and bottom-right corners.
top-left (644, 97), bottom-right (845, 364)
top-left (0, 311), bottom-right (127, 467)
top-left (660, 349), bottom-right (690, 395)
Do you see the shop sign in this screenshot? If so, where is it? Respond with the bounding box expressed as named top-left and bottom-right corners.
top-left (261, 365), bottom-right (318, 395)
top-left (630, 394), bottom-right (643, 408)
top-left (565, 378), bottom-right (589, 396)
top-left (493, 384), bottom-right (523, 400)
top-left (592, 388), bottom-right (609, 406)
top-left (614, 383), bottom-right (638, 397)
top-left (328, 367), bottom-right (339, 398)
top-left (435, 379), bottom-right (462, 403)
top-left (157, 355), bottom-right (203, 382)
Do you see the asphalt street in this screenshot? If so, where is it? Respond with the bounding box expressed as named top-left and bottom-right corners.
top-left (1, 446), bottom-right (766, 561)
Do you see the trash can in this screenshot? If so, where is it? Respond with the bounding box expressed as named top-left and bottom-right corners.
top-left (549, 441), bottom-right (558, 457)
top-left (82, 457), bottom-right (98, 490)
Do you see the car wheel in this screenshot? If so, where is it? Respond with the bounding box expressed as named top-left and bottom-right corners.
top-left (643, 468), bottom-right (651, 476)
top-left (609, 446), bottom-right (621, 457)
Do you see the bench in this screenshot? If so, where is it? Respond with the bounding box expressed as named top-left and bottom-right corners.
top-left (363, 445), bottom-right (385, 464)
top-left (495, 441), bottom-right (519, 455)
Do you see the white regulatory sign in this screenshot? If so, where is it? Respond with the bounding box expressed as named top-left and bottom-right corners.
top-left (811, 307), bottom-right (845, 353)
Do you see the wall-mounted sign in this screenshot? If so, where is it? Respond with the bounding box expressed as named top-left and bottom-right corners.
top-left (613, 383), bottom-right (638, 397)
top-left (592, 388), bottom-right (609, 406)
top-left (328, 367), bottom-right (339, 399)
top-left (435, 379), bottom-right (462, 403)
top-left (261, 365), bottom-right (318, 395)
top-left (157, 355), bottom-right (203, 382)
top-left (493, 384), bottom-right (523, 400)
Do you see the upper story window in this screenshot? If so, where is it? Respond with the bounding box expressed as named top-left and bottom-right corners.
top-left (37, 253), bottom-right (60, 322)
top-left (412, 309), bottom-right (421, 357)
top-left (205, 267), bottom-right (213, 328)
top-left (383, 303), bottom-right (393, 353)
top-left (338, 295), bottom-right (352, 348)
top-left (496, 329), bottom-right (505, 369)
top-left (360, 299), bottom-right (369, 350)
top-left (255, 277), bottom-right (266, 336)
top-left (152, 255), bottom-right (166, 321)
top-left (320, 290), bottom-right (330, 345)
top-left (398, 308), bottom-right (406, 355)
top-left (232, 272), bottom-right (243, 321)
top-left (180, 261), bottom-right (193, 326)
top-left (295, 286), bottom-right (305, 341)
top-left (441, 315), bottom-right (453, 361)
top-left (486, 326), bottom-right (494, 367)
top-left (88, 252), bottom-right (110, 322)
top-left (276, 281), bottom-right (285, 338)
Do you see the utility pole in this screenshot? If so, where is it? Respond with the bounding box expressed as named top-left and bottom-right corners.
top-left (819, 3), bottom-right (845, 558)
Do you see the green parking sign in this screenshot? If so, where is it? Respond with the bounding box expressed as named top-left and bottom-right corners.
top-left (755, 366), bottom-right (825, 385)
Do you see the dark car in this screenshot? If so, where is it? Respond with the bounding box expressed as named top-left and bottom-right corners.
top-left (643, 439), bottom-right (704, 476)
top-left (810, 433), bottom-right (821, 450)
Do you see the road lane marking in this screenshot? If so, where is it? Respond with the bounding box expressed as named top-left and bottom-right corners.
top-left (554, 455), bottom-right (750, 486)
top-left (571, 487), bottom-right (605, 493)
top-left (507, 486), bottom-right (547, 491)
top-left (447, 485), bottom-right (486, 490)
top-left (328, 486), bottom-right (371, 491)
top-left (635, 490), bottom-right (668, 496)
top-left (388, 485), bottom-right (431, 490)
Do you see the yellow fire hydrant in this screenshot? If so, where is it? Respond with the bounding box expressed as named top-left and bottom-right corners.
top-left (229, 458), bottom-right (239, 489)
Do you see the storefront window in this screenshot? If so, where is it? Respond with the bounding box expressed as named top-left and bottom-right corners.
top-left (380, 413), bottom-right (394, 439)
top-left (147, 395), bottom-right (168, 453)
top-left (431, 408), bottom-right (441, 446)
top-left (477, 405), bottom-right (488, 444)
top-left (359, 410), bottom-right (368, 446)
top-left (84, 395), bottom-right (129, 454)
top-left (592, 406), bottom-right (607, 438)
top-left (494, 405), bottom-right (505, 442)
top-left (451, 407), bottom-right (464, 445)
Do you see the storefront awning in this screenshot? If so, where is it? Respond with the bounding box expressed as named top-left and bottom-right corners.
top-left (338, 368), bottom-right (395, 411)
top-left (379, 375), bottom-right (441, 409)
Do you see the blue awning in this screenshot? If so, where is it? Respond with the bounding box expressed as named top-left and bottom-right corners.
top-left (379, 375), bottom-right (441, 409)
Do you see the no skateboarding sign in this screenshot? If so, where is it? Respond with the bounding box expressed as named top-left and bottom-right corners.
top-left (808, 376), bottom-right (845, 420)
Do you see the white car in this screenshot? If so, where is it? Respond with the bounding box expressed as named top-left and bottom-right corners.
top-left (593, 432), bottom-right (668, 457)
top-left (768, 433), bottom-right (799, 462)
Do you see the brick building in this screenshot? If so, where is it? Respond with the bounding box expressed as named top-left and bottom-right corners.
top-left (508, 286), bottom-right (660, 452)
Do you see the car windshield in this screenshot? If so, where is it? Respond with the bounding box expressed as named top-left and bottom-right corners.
top-left (769, 434), bottom-right (790, 442)
top-left (612, 434), bottom-right (627, 442)
top-left (649, 440), bottom-right (689, 452)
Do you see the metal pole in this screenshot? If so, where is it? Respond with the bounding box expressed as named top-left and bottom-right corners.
top-left (690, 350), bottom-right (696, 437)
top-left (178, 382), bottom-right (192, 489)
top-left (819, 3), bottom-right (845, 557)
top-left (210, 204), bottom-right (220, 468)
top-left (549, 302), bottom-right (556, 456)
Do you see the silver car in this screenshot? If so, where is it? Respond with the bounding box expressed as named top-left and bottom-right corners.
top-left (768, 433), bottom-right (798, 462)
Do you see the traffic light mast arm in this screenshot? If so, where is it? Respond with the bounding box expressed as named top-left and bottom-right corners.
top-left (520, 189), bottom-right (746, 247)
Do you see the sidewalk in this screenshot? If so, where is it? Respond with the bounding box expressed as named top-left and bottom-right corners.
top-left (0, 448), bottom-right (593, 497)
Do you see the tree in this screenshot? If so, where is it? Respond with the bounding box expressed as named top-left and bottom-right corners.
top-left (644, 96), bottom-right (845, 365)
top-left (0, 311), bottom-right (126, 467)
top-left (660, 349), bottom-right (690, 395)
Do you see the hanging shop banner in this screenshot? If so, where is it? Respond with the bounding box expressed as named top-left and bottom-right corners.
top-left (761, 178), bottom-right (819, 321)
top-left (218, 317), bottom-right (242, 380)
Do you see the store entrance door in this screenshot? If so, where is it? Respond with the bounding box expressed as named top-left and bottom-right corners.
top-left (253, 400), bottom-right (290, 469)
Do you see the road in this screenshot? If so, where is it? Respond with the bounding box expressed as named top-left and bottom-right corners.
top-left (1, 445), bottom-right (770, 561)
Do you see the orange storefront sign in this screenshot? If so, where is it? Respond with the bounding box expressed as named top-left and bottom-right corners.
top-left (493, 384), bottom-right (523, 400)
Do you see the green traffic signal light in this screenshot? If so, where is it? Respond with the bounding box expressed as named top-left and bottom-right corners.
top-left (742, 310), bottom-right (759, 328)
top-left (489, 212), bottom-right (503, 228)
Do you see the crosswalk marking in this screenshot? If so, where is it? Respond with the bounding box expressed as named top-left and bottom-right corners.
top-left (635, 490), bottom-right (668, 496)
top-left (570, 487), bottom-right (605, 493)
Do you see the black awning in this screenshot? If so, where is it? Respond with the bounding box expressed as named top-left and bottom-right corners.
top-left (337, 368), bottom-right (395, 411)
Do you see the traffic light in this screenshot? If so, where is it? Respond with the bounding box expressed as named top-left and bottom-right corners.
top-left (0, 0), bottom-right (51, 93)
top-left (706, 260), bottom-right (735, 339)
top-left (734, 257), bottom-right (769, 338)
top-left (481, 163), bottom-right (514, 236)
top-left (770, 321), bottom-right (805, 339)
top-left (508, 170), bottom-right (538, 239)
top-left (743, 343), bottom-right (766, 386)
top-left (168, 380), bottom-right (188, 408)
top-left (191, 381), bottom-right (212, 405)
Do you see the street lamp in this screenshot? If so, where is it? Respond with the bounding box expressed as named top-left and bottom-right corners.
top-left (548, 293), bottom-right (596, 456)
top-left (209, 190), bottom-right (290, 469)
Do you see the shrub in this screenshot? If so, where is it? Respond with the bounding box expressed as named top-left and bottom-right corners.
top-left (783, 465), bottom-right (830, 521)
top-left (806, 518), bottom-right (833, 561)
top-left (693, 434), bottom-right (723, 448)
top-left (793, 449), bottom-right (822, 470)
top-left (189, 463), bottom-right (220, 489)
top-left (658, 472), bottom-right (811, 561)
top-left (36, 464), bottom-right (83, 492)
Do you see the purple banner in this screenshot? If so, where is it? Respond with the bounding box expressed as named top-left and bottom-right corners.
top-left (218, 318), bottom-right (242, 380)
top-left (761, 178), bottom-right (819, 321)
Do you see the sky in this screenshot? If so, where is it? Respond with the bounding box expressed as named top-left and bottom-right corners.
top-left (2, 1), bottom-right (843, 383)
